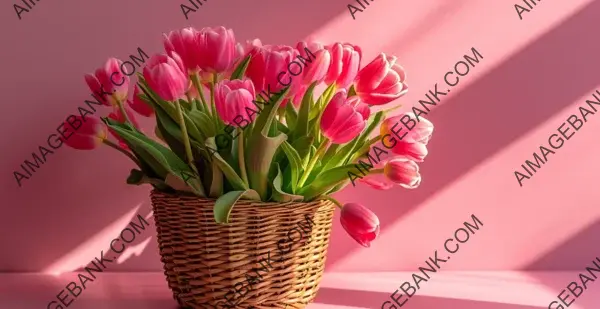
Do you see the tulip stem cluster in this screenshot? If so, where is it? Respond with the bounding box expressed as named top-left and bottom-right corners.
top-left (67, 26), bottom-right (436, 248)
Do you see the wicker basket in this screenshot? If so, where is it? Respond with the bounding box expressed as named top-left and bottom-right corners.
top-left (150, 190), bottom-right (337, 309)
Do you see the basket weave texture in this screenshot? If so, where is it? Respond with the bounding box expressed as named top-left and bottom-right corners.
top-left (150, 190), bottom-right (336, 309)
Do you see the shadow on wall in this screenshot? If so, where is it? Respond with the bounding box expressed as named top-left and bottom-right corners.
top-left (0, 0), bottom-right (350, 272)
top-left (525, 219), bottom-right (600, 309)
top-left (325, 0), bottom-right (600, 269)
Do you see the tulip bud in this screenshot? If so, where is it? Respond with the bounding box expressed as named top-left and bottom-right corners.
top-left (355, 53), bottom-right (408, 105)
top-left (380, 113), bottom-right (433, 144)
top-left (143, 53), bottom-right (190, 102)
top-left (163, 27), bottom-right (202, 74)
top-left (214, 79), bottom-right (257, 126)
top-left (64, 116), bottom-right (107, 150)
top-left (325, 43), bottom-right (361, 89)
top-left (128, 85), bottom-right (154, 117)
top-left (85, 58), bottom-right (130, 106)
top-left (196, 26), bottom-right (237, 73)
top-left (340, 203), bottom-right (380, 248)
top-left (384, 158), bottom-right (422, 189)
top-left (320, 91), bottom-right (368, 144)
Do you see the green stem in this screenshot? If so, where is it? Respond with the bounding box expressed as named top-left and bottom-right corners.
top-left (191, 73), bottom-right (209, 113)
top-left (319, 195), bottom-right (344, 209)
top-left (103, 139), bottom-right (141, 167)
top-left (370, 168), bottom-right (384, 174)
top-left (210, 73), bottom-right (219, 130)
top-left (175, 102), bottom-right (198, 175)
top-left (115, 98), bottom-right (134, 128)
top-left (237, 128), bottom-right (249, 187)
top-left (298, 139), bottom-right (331, 187)
top-left (185, 93), bottom-right (195, 111)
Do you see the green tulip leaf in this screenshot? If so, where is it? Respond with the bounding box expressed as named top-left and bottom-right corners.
top-left (206, 137), bottom-right (248, 191)
top-left (271, 165), bottom-right (304, 202)
top-left (294, 81), bottom-right (317, 139)
top-left (280, 141), bottom-right (302, 193)
top-left (104, 119), bottom-right (206, 197)
top-left (284, 101), bottom-right (298, 130)
top-left (189, 110), bottom-right (216, 138)
top-left (126, 169), bottom-right (170, 190)
top-left (298, 164), bottom-right (360, 200)
top-left (291, 135), bottom-right (314, 164)
top-left (209, 160), bottom-right (224, 197)
top-left (230, 55), bottom-right (252, 80)
top-left (214, 189), bottom-right (260, 224)
top-left (247, 132), bottom-right (287, 200)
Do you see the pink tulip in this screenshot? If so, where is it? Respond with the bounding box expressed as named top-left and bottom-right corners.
top-left (296, 41), bottom-right (331, 84)
top-left (324, 43), bottom-right (362, 89)
top-left (282, 84), bottom-right (307, 109)
top-left (236, 38), bottom-right (262, 59)
top-left (340, 203), bottom-right (380, 248)
top-left (380, 113), bottom-right (434, 144)
top-left (320, 91), bottom-right (367, 144)
top-left (246, 45), bottom-right (299, 93)
top-left (355, 53), bottom-right (408, 105)
top-left (64, 116), bottom-right (107, 150)
top-left (390, 141), bottom-right (429, 162)
top-left (163, 27), bottom-right (202, 74)
top-left (128, 85), bottom-right (154, 117)
top-left (85, 58), bottom-right (129, 106)
top-left (108, 106), bottom-right (140, 150)
top-left (143, 53), bottom-right (190, 102)
top-left (214, 78), bottom-right (257, 125)
top-left (384, 158), bottom-right (422, 189)
top-left (196, 26), bottom-right (237, 73)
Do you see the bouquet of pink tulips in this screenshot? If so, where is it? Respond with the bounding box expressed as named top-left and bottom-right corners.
top-left (69, 26), bottom-right (434, 247)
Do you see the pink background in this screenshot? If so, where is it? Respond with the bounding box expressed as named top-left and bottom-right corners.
top-left (1, 0), bottom-right (599, 280)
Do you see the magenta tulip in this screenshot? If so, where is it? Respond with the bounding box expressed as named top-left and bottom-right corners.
top-left (64, 116), bottom-right (107, 150)
top-left (246, 45), bottom-right (299, 93)
top-left (340, 203), bottom-right (380, 248)
top-left (384, 158), bottom-right (422, 189)
top-left (355, 53), bottom-right (408, 105)
top-left (196, 26), bottom-right (237, 73)
top-left (324, 43), bottom-right (361, 89)
top-left (214, 78), bottom-right (257, 125)
top-left (163, 27), bottom-right (202, 74)
top-left (128, 85), bottom-right (154, 117)
top-left (296, 41), bottom-right (331, 85)
top-left (143, 54), bottom-right (189, 102)
top-left (85, 58), bottom-right (129, 106)
top-left (320, 91), bottom-right (368, 144)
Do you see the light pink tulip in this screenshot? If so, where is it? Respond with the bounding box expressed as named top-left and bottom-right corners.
top-left (380, 113), bottom-right (434, 144)
top-left (355, 53), bottom-right (408, 105)
top-left (128, 85), bottom-right (154, 117)
top-left (340, 203), bottom-right (380, 248)
top-left (296, 41), bottom-right (331, 85)
top-left (246, 45), bottom-right (299, 93)
top-left (214, 78), bottom-right (257, 125)
top-left (324, 43), bottom-right (361, 89)
top-left (143, 53), bottom-right (190, 102)
top-left (320, 91), bottom-right (368, 144)
top-left (163, 27), bottom-right (202, 74)
top-left (64, 116), bottom-right (107, 150)
top-left (85, 58), bottom-right (129, 106)
top-left (196, 26), bottom-right (237, 73)
top-left (384, 158), bottom-right (422, 189)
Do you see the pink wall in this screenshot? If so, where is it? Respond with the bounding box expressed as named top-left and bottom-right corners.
top-left (1, 0), bottom-right (599, 273)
